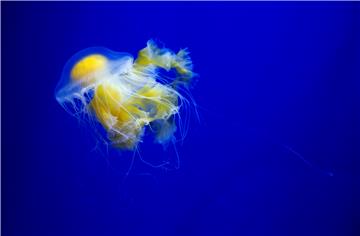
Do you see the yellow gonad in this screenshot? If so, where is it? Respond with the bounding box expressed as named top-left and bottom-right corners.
top-left (55, 40), bottom-right (196, 151)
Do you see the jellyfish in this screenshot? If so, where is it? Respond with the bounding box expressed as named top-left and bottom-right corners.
top-left (55, 40), bottom-right (197, 156)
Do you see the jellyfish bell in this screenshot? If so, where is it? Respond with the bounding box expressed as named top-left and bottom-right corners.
top-left (55, 40), bottom-right (197, 167)
top-left (55, 47), bottom-right (133, 104)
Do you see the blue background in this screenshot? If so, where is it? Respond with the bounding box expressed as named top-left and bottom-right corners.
top-left (2, 2), bottom-right (359, 236)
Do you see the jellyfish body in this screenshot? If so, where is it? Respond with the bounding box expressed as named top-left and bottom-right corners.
top-left (55, 40), bottom-right (196, 150)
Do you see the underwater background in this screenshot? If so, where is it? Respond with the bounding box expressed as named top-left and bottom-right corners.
top-left (2, 2), bottom-right (359, 236)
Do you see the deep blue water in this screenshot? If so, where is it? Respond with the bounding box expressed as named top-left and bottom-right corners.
top-left (2, 2), bottom-right (359, 236)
